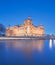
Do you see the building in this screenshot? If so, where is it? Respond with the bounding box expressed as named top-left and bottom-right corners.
top-left (6, 17), bottom-right (44, 36)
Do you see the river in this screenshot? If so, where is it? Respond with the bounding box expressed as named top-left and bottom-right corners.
top-left (0, 39), bottom-right (55, 65)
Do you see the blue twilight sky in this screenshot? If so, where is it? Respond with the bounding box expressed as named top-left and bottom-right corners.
top-left (0, 0), bottom-right (55, 34)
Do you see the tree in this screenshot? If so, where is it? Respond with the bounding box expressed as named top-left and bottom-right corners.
top-left (0, 24), bottom-right (6, 36)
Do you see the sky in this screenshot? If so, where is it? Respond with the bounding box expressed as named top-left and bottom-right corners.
top-left (0, 0), bottom-right (55, 34)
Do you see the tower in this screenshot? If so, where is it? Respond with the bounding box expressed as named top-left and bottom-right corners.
top-left (24, 16), bottom-right (32, 25)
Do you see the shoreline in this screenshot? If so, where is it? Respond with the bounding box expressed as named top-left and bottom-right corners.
top-left (0, 36), bottom-right (55, 40)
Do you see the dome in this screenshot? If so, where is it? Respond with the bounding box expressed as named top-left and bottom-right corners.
top-left (24, 16), bottom-right (32, 25)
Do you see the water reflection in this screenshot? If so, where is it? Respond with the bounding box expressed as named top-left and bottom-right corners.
top-left (5, 40), bottom-right (44, 52)
top-left (1, 39), bottom-right (55, 54)
top-left (0, 39), bottom-right (55, 51)
top-left (53, 40), bottom-right (55, 45)
top-left (49, 39), bottom-right (55, 48)
top-left (0, 39), bottom-right (55, 65)
top-left (49, 39), bottom-right (52, 48)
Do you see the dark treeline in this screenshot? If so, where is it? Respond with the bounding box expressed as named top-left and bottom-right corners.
top-left (0, 24), bottom-right (6, 36)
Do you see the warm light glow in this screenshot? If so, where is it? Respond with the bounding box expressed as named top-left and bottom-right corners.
top-left (6, 17), bottom-right (44, 36)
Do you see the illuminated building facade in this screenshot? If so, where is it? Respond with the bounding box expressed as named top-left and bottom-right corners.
top-left (6, 17), bottom-right (44, 36)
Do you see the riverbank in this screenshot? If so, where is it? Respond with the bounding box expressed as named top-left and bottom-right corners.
top-left (0, 36), bottom-right (55, 40)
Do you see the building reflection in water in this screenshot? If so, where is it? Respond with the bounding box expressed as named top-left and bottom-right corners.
top-left (32, 40), bottom-right (44, 51)
top-left (5, 39), bottom-right (44, 52)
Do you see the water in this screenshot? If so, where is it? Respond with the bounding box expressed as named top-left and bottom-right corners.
top-left (0, 39), bottom-right (55, 65)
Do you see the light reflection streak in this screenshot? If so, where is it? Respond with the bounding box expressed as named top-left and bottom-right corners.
top-left (53, 40), bottom-right (55, 45)
top-left (49, 39), bottom-right (52, 48)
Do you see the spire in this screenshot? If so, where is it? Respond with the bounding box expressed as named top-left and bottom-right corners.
top-left (28, 16), bottom-right (30, 19)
